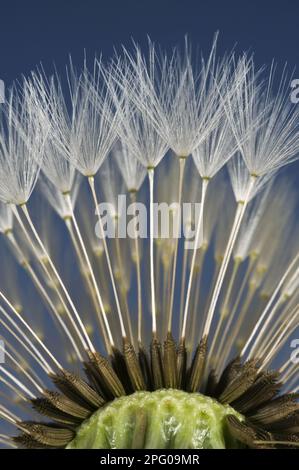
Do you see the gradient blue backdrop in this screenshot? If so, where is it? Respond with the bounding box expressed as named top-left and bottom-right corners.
top-left (0, 0), bottom-right (297, 394)
top-left (0, 0), bottom-right (299, 85)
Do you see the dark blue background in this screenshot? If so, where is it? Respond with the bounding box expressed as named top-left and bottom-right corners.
top-left (0, 0), bottom-right (298, 84)
top-left (0, 0), bottom-right (297, 416)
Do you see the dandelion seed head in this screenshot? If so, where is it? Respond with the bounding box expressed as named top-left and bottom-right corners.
top-left (0, 88), bottom-right (48, 205)
top-left (224, 60), bottom-right (299, 176)
top-left (0, 37), bottom-right (298, 450)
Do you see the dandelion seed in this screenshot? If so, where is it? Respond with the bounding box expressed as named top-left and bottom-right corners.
top-left (0, 39), bottom-right (298, 450)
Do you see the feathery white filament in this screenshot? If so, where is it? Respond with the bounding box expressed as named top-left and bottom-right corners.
top-left (0, 89), bottom-right (47, 205)
top-left (114, 141), bottom-right (147, 192)
top-left (224, 61), bottom-right (299, 176)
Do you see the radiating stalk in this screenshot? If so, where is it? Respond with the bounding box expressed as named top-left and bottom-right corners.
top-left (167, 156), bottom-right (186, 333)
top-left (0, 435), bottom-right (17, 448)
top-left (280, 361), bottom-right (296, 383)
top-left (216, 280), bottom-right (257, 374)
top-left (181, 177), bottom-right (209, 340)
top-left (0, 408), bottom-right (19, 427)
top-left (0, 366), bottom-right (36, 399)
top-left (63, 193), bottom-right (115, 348)
top-left (158, 253), bottom-right (169, 337)
top-left (13, 204), bottom-right (93, 354)
top-left (253, 296), bottom-right (287, 358)
top-left (213, 255), bottom-right (257, 367)
top-left (259, 311), bottom-right (298, 370)
top-left (0, 345), bottom-right (43, 394)
top-left (208, 257), bottom-right (242, 364)
top-left (179, 245), bottom-right (189, 332)
top-left (203, 175), bottom-right (256, 338)
top-left (188, 249), bottom-right (205, 351)
top-left (148, 168), bottom-right (157, 335)
top-left (88, 176), bottom-right (127, 340)
top-left (221, 257), bottom-right (242, 320)
top-left (130, 191), bottom-right (143, 344)
top-left (21, 204), bottom-right (95, 352)
top-left (259, 300), bottom-right (297, 360)
top-left (3, 338), bottom-right (46, 389)
top-left (64, 217), bottom-right (111, 354)
top-left (0, 311), bottom-right (50, 375)
top-left (0, 295), bottom-right (58, 373)
top-left (241, 250), bottom-right (299, 359)
top-left (5, 230), bottom-right (83, 361)
top-left (114, 217), bottom-right (134, 344)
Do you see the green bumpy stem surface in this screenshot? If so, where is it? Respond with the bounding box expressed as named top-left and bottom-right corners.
top-left (67, 389), bottom-right (244, 449)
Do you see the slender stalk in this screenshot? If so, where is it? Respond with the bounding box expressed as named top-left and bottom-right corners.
top-left (0, 435), bottom-right (17, 448)
top-left (0, 312), bottom-right (50, 375)
top-left (6, 231), bottom-right (83, 361)
top-left (0, 406), bottom-right (19, 425)
top-left (0, 366), bottom-right (36, 399)
top-left (261, 299), bottom-right (297, 355)
top-left (1, 405), bottom-right (21, 421)
top-left (64, 193), bottom-right (115, 348)
top-left (179, 245), bottom-right (189, 331)
top-left (181, 177), bottom-right (209, 340)
top-left (279, 359), bottom-right (292, 376)
top-left (201, 256), bottom-right (222, 333)
top-left (188, 249), bottom-right (205, 350)
top-left (259, 311), bottom-right (298, 369)
top-left (64, 218), bottom-right (111, 355)
top-left (220, 257), bottom-right (242, 319)
top-left (148, 168), bottom-right (157, 335)
top-left (162, 256), bottom-right (172, 337)
top-left (254, 296), bottom-right (287, 357)
top-left (216, 280), bottom-right (257, 374)
top-left (241, 250), bottom-right (299, 359)
top-left (0, 376), bottom-right (27, 402)
top-left (203, 175), bottom-right (257, 338)
top-left (12, 205), bottom-right (93, 354)
top-left (0, 345), bottom-right (43, 394)
top-left (208, 257), bottom-right (241, 363)
top-left (20, 204), bottom-right (94, 352)
top-left (114, 218), bottom-right (134, 344)
top-left (162, 255), bottom-right (171, 337)
top-left (88, 176), bottom-right (127, 340)
top-left (27, 261), bottom-right (84, 361)
top-left (259, 318), bottom-right (291, 366)
top-left (130, 191), bottom-right (143, 344)
top-left (0, 293), bottom-right (60, 373)
top-left (3, 337), bottom-right (46, 389)
top-left (213, 255), bottom-right (257, 368)
top-left (167, 156), bottom-right (186, 332)
top-left (280, 362), bottom-right (297, 383)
